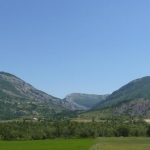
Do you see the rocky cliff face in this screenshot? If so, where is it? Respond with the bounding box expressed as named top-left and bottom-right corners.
top-left (114, 98), bottom-right (150, 118)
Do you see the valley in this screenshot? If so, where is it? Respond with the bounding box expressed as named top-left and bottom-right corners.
top-left (1, 72), bottom-right (150, 121)
top-left (1, 72), bottom-right (150, 150)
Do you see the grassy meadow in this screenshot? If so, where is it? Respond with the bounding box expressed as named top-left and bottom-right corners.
top-left (89, 137), bottom-right (150, 150)
top-left (0, 139), bottom-right (94, 150)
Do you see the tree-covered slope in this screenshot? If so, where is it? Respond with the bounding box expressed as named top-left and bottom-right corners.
top-left (95, 76), bottom-right (150, 109)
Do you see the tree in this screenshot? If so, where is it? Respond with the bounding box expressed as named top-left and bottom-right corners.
top-left (117, 125), bottom-right (129, 137)
top-left (147, 125), bottom-right (150, 136)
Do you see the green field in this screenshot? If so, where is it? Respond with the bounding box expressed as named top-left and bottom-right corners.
top-left (89, 137), bottom-right (150, 150)
top-left (1, 138), bottom-right (150, 150)
top-left (0, 139), bottom-right (94, 150)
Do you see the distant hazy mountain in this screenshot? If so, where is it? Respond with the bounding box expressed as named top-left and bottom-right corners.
top-left (64, 93), bottom-right (109, 110)
top-left (93, 76), bottom-right (150, 118)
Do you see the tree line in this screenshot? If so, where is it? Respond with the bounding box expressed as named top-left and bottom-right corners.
top-left (0, 119), bottom-right (150, 140)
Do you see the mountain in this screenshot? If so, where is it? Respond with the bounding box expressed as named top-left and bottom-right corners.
top-left (0, 72), bottom-right (72, 120)
top-left (0, 72), bottom-right (64, 103)
top-left (93, 76), bottom-right (150, 118)
top-left (64, 93), bottom-right (109, 110)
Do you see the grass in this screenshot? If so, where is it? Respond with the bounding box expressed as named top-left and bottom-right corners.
top-left (89, 137), bottom-right (150, 150)
top-left (0, 139), bottom-right (94, 150)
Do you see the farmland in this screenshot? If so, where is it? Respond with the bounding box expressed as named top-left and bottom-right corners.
top-left (0, 139), bottom-right (94, 150)
top-left (89, 137), bottom-right (150, 150)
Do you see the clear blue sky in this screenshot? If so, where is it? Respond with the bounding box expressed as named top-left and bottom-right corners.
top-left (1, 0), bottom-right (150, 98)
